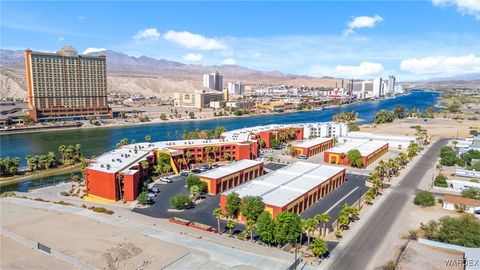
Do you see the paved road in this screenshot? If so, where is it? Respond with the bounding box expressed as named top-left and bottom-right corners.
top-left (328, 138), bottom-right (449, 270)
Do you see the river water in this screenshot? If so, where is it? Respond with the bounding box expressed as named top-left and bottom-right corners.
top-left (0, 90), bottom-right (439, 191)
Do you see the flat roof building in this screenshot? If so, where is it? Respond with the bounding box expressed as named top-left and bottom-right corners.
top-left (324, 139), bottom-right (388, 167)
top-left (198, 160), bottom-right (264, 194)
top-left (25, 46), bottom-right (112, 122)
top-left (220, 162), bottom-right (346, 219)
top-left (292, 137), bottom-right (335, 158)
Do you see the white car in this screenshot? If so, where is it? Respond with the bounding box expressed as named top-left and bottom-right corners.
top-left (160, 177), bottom-right (172, 183)
top-left (147, 193), bottom-right (156, 198)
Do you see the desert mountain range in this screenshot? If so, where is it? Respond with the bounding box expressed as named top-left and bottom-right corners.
top-left (1, 49), bottom-right (478, 100)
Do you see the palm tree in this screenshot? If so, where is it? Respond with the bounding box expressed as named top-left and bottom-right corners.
top-left (145, 135), bottom-right (151, 142)
top-left (316, 213), bottom-right (331, 237)
top-left (368, 172), bottom-right (382, 196)
top-left (226, 220), bottom-right (235, 236)
top-left (185, 151), bottom-right (194, 168)
top-left (74, 144), bottom-right (81, 160)
top-left (58, 145), bottom-right (66, 164)
top-left (213, 208), bottom-right (224, 234)
top-left (26, 155), bottom-right (36, 171)
top-left (305, 218), bottom-right (317, 246)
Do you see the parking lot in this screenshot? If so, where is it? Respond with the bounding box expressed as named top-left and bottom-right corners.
top-left (300, 173), bottom-right (367, 231)
top-left (132, 174), bottom-right (246, 233)
top-left (133, 161), bottom-right (367, 236)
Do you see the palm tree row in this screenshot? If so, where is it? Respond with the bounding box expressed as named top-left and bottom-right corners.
top-left (365, 142), bottom-right (421, 204)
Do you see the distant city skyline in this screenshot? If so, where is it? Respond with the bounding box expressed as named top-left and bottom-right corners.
top-left (1, 1), bottom-right (479, 80)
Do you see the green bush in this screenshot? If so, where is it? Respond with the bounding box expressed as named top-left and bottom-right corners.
top-left (186, 174), bottom-right (206, 192)
top-left (434, 174), bottom-right (448, 187)
top-left (421, 215), bottom-right (480, 247)
top-left (462, 187), bottom-right (480, 200)
top-left (414, 191), bottom-right (435, 207)
top-left (170, 194), bottom-right (192, 210)
top-left (137, 191), bottom-right (148, 205)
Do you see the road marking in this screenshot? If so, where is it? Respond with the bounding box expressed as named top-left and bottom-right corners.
top-left (325, 187), bottom-right (360, 214)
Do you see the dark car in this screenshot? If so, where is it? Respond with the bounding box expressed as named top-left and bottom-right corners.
top-left (192, 169), bottom-right (201, 173)
top-left (180, 171), bottom-right (189, 177)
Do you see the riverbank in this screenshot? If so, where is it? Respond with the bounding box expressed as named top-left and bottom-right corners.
top-left (0, 164), bottom-right (81, 187)
top-left (0, 94), bottom-right (398, 136)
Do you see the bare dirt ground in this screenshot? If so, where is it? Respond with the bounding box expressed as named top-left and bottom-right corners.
top-left (397, 240), bottom-right (464, 270)
top-left (361, 117), bottom-right (480, 139)
top-left (1, 201), bottom-right (189, 270)
top-left (0, 235), bottom-right (75, 270)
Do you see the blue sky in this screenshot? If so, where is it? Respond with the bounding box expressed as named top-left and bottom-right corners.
top-left (1, 1), bottom-right (479, 81)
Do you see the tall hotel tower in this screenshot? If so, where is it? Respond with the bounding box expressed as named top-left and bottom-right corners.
top-left (24, 46), bottom-right (111, 121)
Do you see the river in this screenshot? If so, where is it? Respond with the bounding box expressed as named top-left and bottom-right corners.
top-left (0, 90), bottom-right (439, 191)
top-left (1, 90), bottom-right (439, 164)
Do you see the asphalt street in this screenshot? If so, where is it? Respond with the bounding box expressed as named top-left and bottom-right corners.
top-left (328, 138), bottom-right (449, 270)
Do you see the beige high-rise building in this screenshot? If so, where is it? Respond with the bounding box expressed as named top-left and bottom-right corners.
top-left (25, 46), bottom-right (111, 121)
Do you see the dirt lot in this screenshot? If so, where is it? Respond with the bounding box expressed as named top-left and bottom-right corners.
top-left (1, 201), bottom-right (189, 270)
top-left (361, 117), bottom-right (479, 138)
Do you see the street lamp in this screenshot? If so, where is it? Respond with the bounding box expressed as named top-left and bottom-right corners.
top-left (358, 187), bottom-right (362, 210)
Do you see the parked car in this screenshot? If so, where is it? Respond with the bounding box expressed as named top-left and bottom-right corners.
top-left (212, 164), bottom-right (219, 168)
top-left (297, 154), bottom-right (308, 160)
top-left (198, 167), bottom-right (207, 173)
top-left (146, 198), bottom-right (155, 205)
top-left (160, 177), bottom-right (172, 183)
top-left (147, 193), bottom-right (156, 198)
top-left (152, 187), bottom-right (160, 193)
top-left (192, 169), bottom-right (201, 174)
top-left (180, 171), bottom-right (189, 177)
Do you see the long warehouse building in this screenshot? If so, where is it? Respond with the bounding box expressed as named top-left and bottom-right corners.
top-left (198, 160), bottom-right (264, 194)
top-left (323, 139), bottom-right (388, 167)
top-left (220, 162), bottom-right (346, 219)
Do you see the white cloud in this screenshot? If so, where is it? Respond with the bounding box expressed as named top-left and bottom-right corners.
top-left (83, 47), bottom-right (107, 54)
top-left (183, 53), bottom-right (203, 62)
top-left (309, 62), bottom-right (385, 78)
top-left (78, 15), bottom-right (86, 20)
top-left (164, 30), bottom-right (226, 50)
top-left (433, 0), bottom-right (480, 20)
top-left (343, 15), bottom-right (384, 36)
top-left (400, 54), bottom-right (480, 76)
top-left (58, 37), bottom-right (65, 42)
top-left (222, 58), bottom-right (236, 65)
top-left (133, 28), bottom-right (161, 41)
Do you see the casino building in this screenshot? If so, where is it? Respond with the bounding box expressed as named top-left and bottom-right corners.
top-left (24, 46), bottom-right (112, 121)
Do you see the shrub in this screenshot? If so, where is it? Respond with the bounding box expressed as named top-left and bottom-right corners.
top-left (434, 174), bottom-right (448, 187)
top-left (414, 191), bottom-right (435, 207)
top-left (421, 215), bottom-right (480, 247)
top-left (186, 174), bottom-right (206, 192)
top-left (0, 191), bottom-right (16, 198)
top-left (137, 191), bottom-right (148, 205)
top-left (91, 207), bottom-right (114, 214)
top-left (170, 194), bottom-right (192, 210)
top-left (462, 187), bottom-right (480, 200)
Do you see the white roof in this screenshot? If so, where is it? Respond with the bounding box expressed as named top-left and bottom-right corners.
top-left (293, 137), bottom-right (333, 148)
top-left (88, 148), bottom-right (151, 173)
top-left (223, 161), bottom-right (345, 208)
top-left (122, 138), bottom-right (248, 152)
top-left (220, 122), bottom-right (339, 141)
top-left (327, 138), bottom-right (388, 156)
top-left (198, 160), bottom-right (263, 179)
